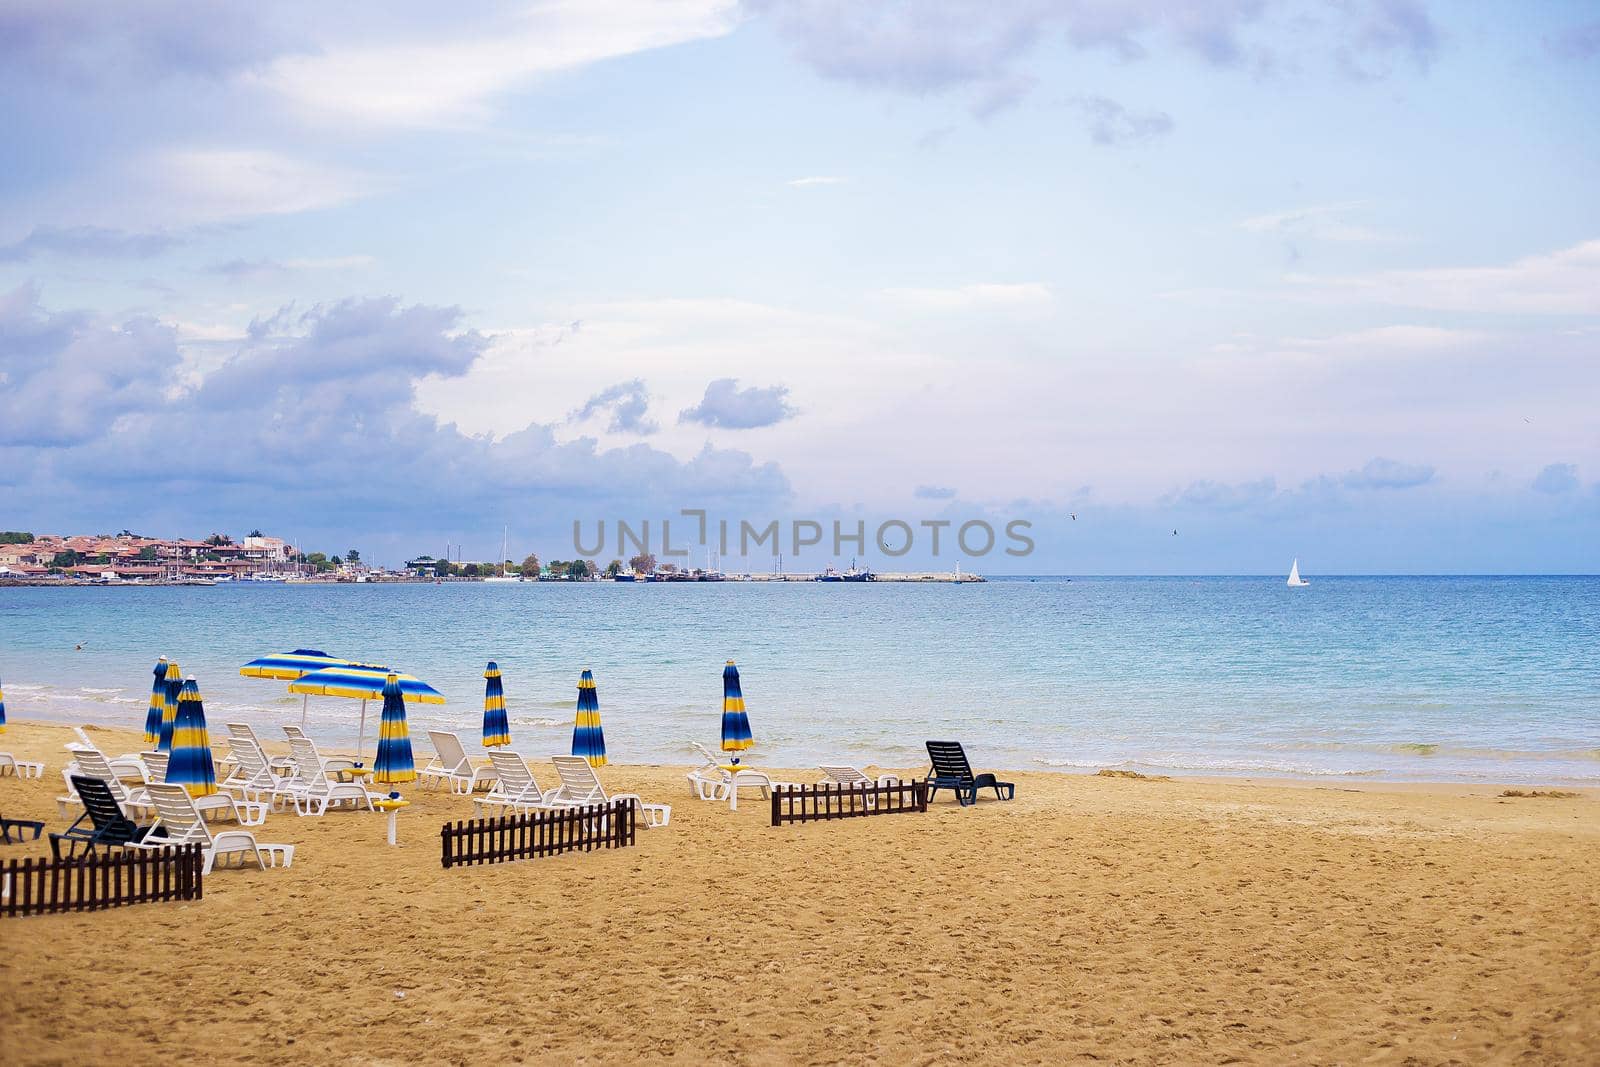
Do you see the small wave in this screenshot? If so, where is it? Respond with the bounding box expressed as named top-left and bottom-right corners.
top-left (1391, 743), bottom-right (1439, 756)
top-left (510, 716), bottom-right (563, 727)
top-left (80, 687), bottom-right (124, 695)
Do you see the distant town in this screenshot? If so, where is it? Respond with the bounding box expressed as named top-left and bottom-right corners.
top-left (0, 531), bottom-right (983, 585)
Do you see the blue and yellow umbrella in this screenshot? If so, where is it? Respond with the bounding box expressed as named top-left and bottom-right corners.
top-left (482, 662), bottom-right (510, 748)
top-left (143, 657), bottom-right (168, 744)
top-left (373, 673), bottom-right (416, 786)
top-left (0, 673), bottom-right (6, 733)
top-left (166, 677), bottom-right (218, 798)
top-left (289, 664), bottom-right (444, 761)
top-left (571, 669), bottom-right (606, 767)
top-left (239, 648), bottom-right (354, 680)
top-left (721, 660), bottom-right (753, 753)
top-left (158, 661), bottom-right (183, 753)
top-left (240, 648), bottom-right (363, 728)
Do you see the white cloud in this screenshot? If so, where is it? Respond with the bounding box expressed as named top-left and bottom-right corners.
top-left (1288, 239), bottom-right (1600, 314)
top-left (252, 0), bottom-right (742, 128)
top-left (876, 282), bottom-right (1053, 310)
top-left (130, 149), bottom-right (378, 225)
top-left (1241, 201), bottom-right (1392, 243)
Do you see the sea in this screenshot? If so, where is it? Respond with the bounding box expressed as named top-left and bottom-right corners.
top-left (1, 576), bottom-right (1595, 784)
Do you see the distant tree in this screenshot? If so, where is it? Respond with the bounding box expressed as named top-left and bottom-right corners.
top-left (205, 533), bottom-right (232, 546)
top-left (628, 552), bottom-right (657, 575)
top-left (137, 545), bottom-right (160, 561)
top-left (463, 563), bottom-right (482, 577)
top-left (605, 559), bottom-right (623, 577)
top-left (546, 559), bottom-right (567, 577)
top-left (519, 553), bottom-right (541, 577)
top-left (92, 553), bottom-right (111, 564)
top-left (1, 532), bottom-right (36, 544)
top-left (347, 548), bottom-right (360, 562)
top-left (307, 552), bottom-right (328, 566)
top-left (50, 549), bottom-right (81, 569)
top-left (330, 554), bottom-right (344, 566)
top-left (658, 562), bottom-right (678, 575)
top-left (248, 528), bottom-right (263, 538)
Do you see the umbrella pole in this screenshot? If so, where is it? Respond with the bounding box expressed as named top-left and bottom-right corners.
top-left (300, 693), bottom-right (309, 729)
top-left (358, 698), bottom-right (368, 762)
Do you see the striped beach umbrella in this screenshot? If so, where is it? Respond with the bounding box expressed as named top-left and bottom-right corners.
top-left (166, 677), bottom-right (218, 798)
top-left (373, 673), bottom-right (416, 786)
top-left (720, 660), bottom-right (753, 753)
top-left (158, 660), bottom-right (183, 752)
top-left (240, 648), bottom-right (362, 728)
top-left (571, 669), bottom-right (606, 767)
top-left (143, 657), bottom-right (168, 744)
top-left (482, 661), bottom-right (510, 748)
top-left (289, 664), bottom-right (444, 761)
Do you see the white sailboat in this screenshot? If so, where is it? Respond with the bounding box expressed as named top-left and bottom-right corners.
top-left (483, 525), bottom-right (521, 582)
top-left (1287, 558), bottom-right (1309, 587)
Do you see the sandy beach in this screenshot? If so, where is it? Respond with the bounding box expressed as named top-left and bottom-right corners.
top-left (1, 720), bottom-right (1596, 1064)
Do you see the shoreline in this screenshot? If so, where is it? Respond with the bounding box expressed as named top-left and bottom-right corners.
top-left (2, 717), bottom-right (1592, 795)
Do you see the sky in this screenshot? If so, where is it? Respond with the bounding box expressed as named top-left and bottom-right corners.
top-left (1, 0), bottom-right (1597, 574)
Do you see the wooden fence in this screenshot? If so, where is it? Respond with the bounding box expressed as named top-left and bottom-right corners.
top-left (441, 801), bottom-right (636, 868)
top-left (771, 780), bottom-right (929, 826)
top-left (1, 844), bottom-right (205, 917)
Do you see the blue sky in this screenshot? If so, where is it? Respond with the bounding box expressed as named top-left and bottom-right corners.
top-left (1, 1), bottom-right (1597, 573)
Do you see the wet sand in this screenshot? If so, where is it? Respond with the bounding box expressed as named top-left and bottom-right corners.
top-left (1, 721), bottom-right (1596, 1064)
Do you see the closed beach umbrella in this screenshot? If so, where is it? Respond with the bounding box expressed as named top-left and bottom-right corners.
top-left (720, 660), bottom-right (753, 753)
top-left (571, 669), bottom-right (606, 767)
top-left (240, 648), bottom-right (361, 728)
top-left (166, 677), bottom-right (218, 798)
top-left (289, 664), bottom-right (444, 761)
top-left (143, 657), bottom-right (168, 744)
top-left (482, 661), bottom-right (511, 748)
top-left (158, 660), bottom-right (183, 752)
top-left (373, 673), bottom-right (416, 786)
top-left (0, 673), bottom-right (6, 732)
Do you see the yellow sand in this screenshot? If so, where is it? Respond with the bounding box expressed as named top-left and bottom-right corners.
top-left (1, 721), bottom-right (1596, 1064)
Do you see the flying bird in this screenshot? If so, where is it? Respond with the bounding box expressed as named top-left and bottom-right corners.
top-left (1172, 529), bottom-right (1178, 536)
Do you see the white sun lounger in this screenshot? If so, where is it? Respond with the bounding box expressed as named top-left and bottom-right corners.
top-left (55, 748), bottom-right (153, 820)
top-left (141, 748), bottom-right (267, 826)
top-left (686, 740), bottom-right (780, 801)
top-left (280, 726), bottom-right (358, 775)
top-left (285, 737), bottom-right (377, 816)
top-left (67, 727), bottom-right (146, 780)
top-left (419, 731), bottom-right (498, 795)
top-left (222, 737), bottom-right (301, 812)
top-left (472, 751), bottom-right (554, 816)
top-left (0, 752), bottom-right (44, 779)
top-left (133, 783), bottom-right (293, 875)
top-left (815, 764), bottom-right (902, 808)
top-left (224, 723), bottom-right (296, 776)
top-left (549, 754), bottom-right (671, 828)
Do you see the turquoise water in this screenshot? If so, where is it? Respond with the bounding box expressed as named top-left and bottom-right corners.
top-left (1, 577), bottom-right (1595, 783)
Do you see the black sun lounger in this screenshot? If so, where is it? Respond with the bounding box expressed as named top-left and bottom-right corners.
top-left (924, 741), bottom-right (1015, 806)
top-left (48, 776), bottom-right (154, 860)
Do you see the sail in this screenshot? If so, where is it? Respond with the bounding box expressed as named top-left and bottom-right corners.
top-left (1287, 559), bottom-right (1307, 586)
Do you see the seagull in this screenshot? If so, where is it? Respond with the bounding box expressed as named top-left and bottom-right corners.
top-left (1071, 513), bottom-right (1076, 521)
top-left (1172, 529), bottom-right (1178, 536)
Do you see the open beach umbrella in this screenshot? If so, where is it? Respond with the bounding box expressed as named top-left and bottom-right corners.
top-left (571, 669), bottom-right (606, 767)
top-left (240, 648), bottom-right (363, 728)
top-left (166, 677), bottom-right (218, 798)
top-left (373, 673), bottom-right (417, 786)
top-left (482, 661), bottom-right (511, 748)
top-left (720, 660), bottom-right (753, 753)
top-left (143, 657), bottom-right (168, 744)
top-left (289, 664), bottom-right (444, 761)
top-left (158, 660), bottom-right (183, 753)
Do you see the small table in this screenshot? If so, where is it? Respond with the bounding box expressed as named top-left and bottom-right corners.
top-left (336, 767), bottom-right (374, 784)
top-left (719, 766), bottom-right (774, 811)
top-left (372, 798), bottom-right (410, 846)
